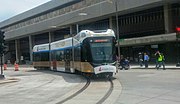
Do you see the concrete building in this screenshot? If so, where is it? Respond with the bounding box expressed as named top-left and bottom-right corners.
top-left (0, 0), bottom-right (180, 64)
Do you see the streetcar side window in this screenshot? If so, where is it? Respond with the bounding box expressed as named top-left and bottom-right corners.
top-left (33, 53), bottom-right (41, 62)
top-left (56, 51), bottom-right (60, 61)
top-left (51, 51), bottom-right (56, 61)
top-left (65, 49), bottom-right (72, 60)
top-left (33, 52), bottom-right (49, 61)
top-left (81, 44), bottom-right (87, 61)
top-left (56, 51), bottom-right (64, 61)
top-left (41, 52), bottom-right (49, 61)
top-left (74, 46), bottom-right (81, 61)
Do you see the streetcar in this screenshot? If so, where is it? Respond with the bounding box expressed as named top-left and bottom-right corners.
top-left (33, 29), bottom-right (117, 77)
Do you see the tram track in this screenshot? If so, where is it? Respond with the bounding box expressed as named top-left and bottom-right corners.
top-left (57, 76), bottom-right (114, 104)
top-left (56, 76), bottom-right (91, 104)
top-left (96, 77), bottom-right (114, 104)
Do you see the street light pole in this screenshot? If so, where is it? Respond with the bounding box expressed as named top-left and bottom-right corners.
top-left (107, 0), bottom-right (120, 57)
top-left (115, 0), bottom-right (121, 58)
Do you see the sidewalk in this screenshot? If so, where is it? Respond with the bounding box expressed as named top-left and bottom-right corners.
top-left (130, 64), bottom-right (180, 69)
top-left (6, 64), bottom-right (180, 69)
top-left (0, 65), bottom-right (34, 84)
top-left (0, 78), bottom-right (20, 84)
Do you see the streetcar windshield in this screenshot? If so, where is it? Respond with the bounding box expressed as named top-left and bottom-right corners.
top-left (90, 42), bottom-right (113, 62)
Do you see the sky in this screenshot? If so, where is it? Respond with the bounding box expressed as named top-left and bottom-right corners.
top-left (0, 0), bottom-right (51, 22)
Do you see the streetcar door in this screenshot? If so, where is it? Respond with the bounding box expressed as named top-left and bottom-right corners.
top-left (64, 49), bottom-right (71, 72)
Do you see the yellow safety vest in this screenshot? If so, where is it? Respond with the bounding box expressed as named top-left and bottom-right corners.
top-left (158, 55), bottom-right (163, 62)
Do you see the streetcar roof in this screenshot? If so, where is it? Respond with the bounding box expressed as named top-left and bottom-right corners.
top-left (51, 37), bottom-right (73, 50)
top-left (33, 43), bottom-right (49, 52)
top-left (74, 29), bottom-right (115, 42)
top-left (33, 29), bottom-right (115, 52)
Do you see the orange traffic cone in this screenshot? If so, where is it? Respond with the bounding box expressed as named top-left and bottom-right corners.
top-left (3, 64), bottom-right (7, 70)
top-left (14, 63), bottom-right (19, 71)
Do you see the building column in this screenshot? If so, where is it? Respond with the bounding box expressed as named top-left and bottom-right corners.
top-left (70, 25), bottom-right (73, 35)
top-left (76, 24), bottom-right (79, 34)
top-left (109, 17), bottom-right (113, 29)
top-left (70, 25), bottom-right (76, 71)
top-left (164, 3), bottom-right (172, 33)
top-left (70, 25), bottom-right (77, 35)
top-left (51, 32), bottom-right (54, 42)
top-left (110, 16), bottom-right (117, 35)
top-left (49, 31), bottom-right (52, 46)
top-left (49, 31), bottom-right (52, 67)
top-left (29, 35), bottom-right (34, 63)
top-left (15, 39), bottom-right (20, 63)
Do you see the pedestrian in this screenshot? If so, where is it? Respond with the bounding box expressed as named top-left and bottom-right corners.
top-left (157, 53), bottom-right (166, 70)
top-left (119, 56), bottom-right (130, 70)
top-left (144, 52), bottom-right (149, 68)
top-left (119, 55), bottom-right (125, 70)
top-left (138, 52), bottom-right (143, 67)
top-left (116, 55), bottom-right (120, 63)
top-left (154, 51), bottom-right (160, 68)
top-left (116, 55), bottom-right (120, 68)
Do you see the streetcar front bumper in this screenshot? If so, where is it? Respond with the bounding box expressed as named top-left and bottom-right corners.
top-left (94, 65), bottom-right (116, 74)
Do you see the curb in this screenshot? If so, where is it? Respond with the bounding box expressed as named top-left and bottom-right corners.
top-left (0, 78), bottom-right (20, 84)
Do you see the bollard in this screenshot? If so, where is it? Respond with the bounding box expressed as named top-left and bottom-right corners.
top-left (3, 64), bottom-right (7, 70)
top-left (14, 63), bottom-right (19, 71)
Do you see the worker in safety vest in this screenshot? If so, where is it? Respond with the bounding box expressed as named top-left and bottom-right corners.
top-left (157, 53), bottom-right (166, 70)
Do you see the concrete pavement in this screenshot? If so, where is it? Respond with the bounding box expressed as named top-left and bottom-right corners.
top-left (115, 69), bottom-right (180, 104)
top-left (0, 68), bottom-right (83, 104)
top-left (0, 64), bottom-right (180, 104)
